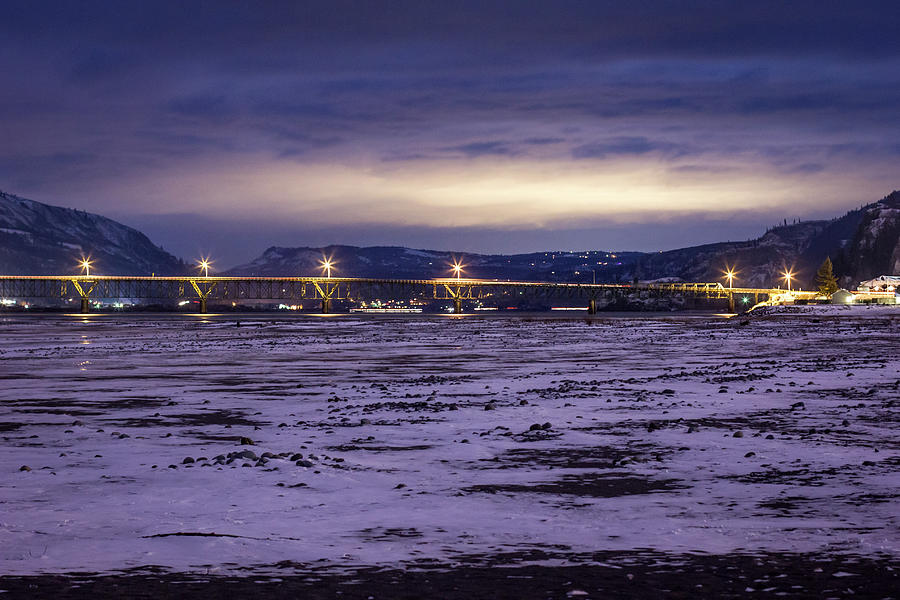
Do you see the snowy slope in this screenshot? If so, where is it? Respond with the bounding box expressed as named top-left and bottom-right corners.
top-left (838, 191), bottom-right (900, 282)
top-left (0, 190), bottom-right (188, 275)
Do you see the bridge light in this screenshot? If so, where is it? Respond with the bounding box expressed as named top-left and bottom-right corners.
top-left (451, 260), bottom-right (464, 281)
top-left (79, 257), bottom-right (93, 277)
top-left (722, 267), bottom-right (737, 290)
top-left (197, 258), bottom-right (212, 277)
top-left (320, 256), bottom-right (334, 278)
top-left (782, 269), bottom-right (795, 291)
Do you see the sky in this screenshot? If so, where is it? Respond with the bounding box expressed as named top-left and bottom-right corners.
top-left (2, 1), bottom-right (899, 267)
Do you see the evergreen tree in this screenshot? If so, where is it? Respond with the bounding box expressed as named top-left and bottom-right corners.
top-left (815, 257), bottom-right (839, 295)
top-left (832, 247), bottom-right (849, 287)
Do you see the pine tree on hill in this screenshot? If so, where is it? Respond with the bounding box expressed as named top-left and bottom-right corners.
top-left (816, 257), bottom-right (839, 296)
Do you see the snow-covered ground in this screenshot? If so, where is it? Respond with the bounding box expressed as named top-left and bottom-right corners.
top-left (750, 303), bottom-right (900, 316)
top-left (0, 312), bottom-right (897, 576)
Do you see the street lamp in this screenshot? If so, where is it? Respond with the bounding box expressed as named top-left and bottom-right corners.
top-left (451, 260), bottom-right (464, 281)
top-left (197, 258), bottom-right (211, 278)
top-left (782, 269), bottom-right (794, 291)
top-left (79, 257), bottom-right (93, 277)
top-left (320, 257), bottom-right (334, 278)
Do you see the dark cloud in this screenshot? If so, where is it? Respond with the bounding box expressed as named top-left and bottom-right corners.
top-left (2, 1), bottom-right (899, 262)
top-left (783, 163), bottom-right (826, 175)
top-left (68, 48), bottom-right (137, 83)
top-left (572, 137), bottom-right (685, 159)
top-left (5, 1), bottom-right (899, 59)
top-left (523, 137), bottom-right (566, 145)
top-left (0, 153), bottom-right (99, 189)
top-left (166, 94), bottom-right (233, 119)
top-left (737, 92), bottom-right (893, 115)
top-left (133, 131), bottom-right (238, 155)
top-left (442, 141), bottom-right (516, 157)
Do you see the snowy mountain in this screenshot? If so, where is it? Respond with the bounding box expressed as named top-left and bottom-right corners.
top-left (0, 190), bottom-right (188, 275)
top-left (226, 245), bottom-right (644, 281)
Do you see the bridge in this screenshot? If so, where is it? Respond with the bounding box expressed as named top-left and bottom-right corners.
top-left (0, 275), bottom-right (816, 314)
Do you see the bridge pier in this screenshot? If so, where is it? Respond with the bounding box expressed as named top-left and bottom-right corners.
top-left (70, 279), bottom-right (96, 314)
top-left (728, 293), bottom-right (735, 313)
top-left (587, 298), bottom-right (597, 314)
top-left (188, 279), bottom-right (215, 316)
top-left (453, 298), bottom-right (462, 314)
top-left (322, 297), bottom-right (331, 313)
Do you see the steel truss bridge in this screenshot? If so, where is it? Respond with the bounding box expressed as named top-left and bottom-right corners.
top-left (0, 275), bottom-right (816, 314)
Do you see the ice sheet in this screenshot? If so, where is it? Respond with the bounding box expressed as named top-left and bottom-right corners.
top-left (0, 312), bottom-right (897, 575)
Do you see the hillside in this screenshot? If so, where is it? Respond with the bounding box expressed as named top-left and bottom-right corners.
top-left (226, 246), bottom-right (644, 282)
top-left (633, 192), bottom-right (898, 288)
top-left (0, 191), bottom-right (188, 276)
top-left (834, 191), bottom-right (900, 284)
top-left (636, 210), bottom-right (867, 288)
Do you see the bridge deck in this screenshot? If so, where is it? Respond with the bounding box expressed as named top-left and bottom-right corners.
top-left (0, 274), bottom-right (794, 291)
top-left (0, 274), bottom-right (815, 313)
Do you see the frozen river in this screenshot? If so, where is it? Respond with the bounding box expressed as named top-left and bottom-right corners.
top-left (1, 310), bottom-right (898, 595)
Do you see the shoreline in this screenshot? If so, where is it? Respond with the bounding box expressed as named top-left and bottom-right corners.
top-left (2, 551), bottom-right (898, 599)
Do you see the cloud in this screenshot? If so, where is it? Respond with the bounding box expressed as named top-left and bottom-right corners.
top-left (68, 47), bottom-right (136, 83)
top-left (441, 141), bottom-right (516, 157)
top-left (523, 137), bottom-right (565, 145)
top-left (0, 152), bottom-right (99, 188)
top-left (1, 1), bottom-right (899, 259)
top-left (782, 162), bottom-right (825, 175)
top-left (166, 93), bottom-right (232, 119)
top-left (571, 137), bottom-right (685, 160)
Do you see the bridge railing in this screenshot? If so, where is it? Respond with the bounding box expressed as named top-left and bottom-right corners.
top-left (0, 274), bottom-right (797, 313)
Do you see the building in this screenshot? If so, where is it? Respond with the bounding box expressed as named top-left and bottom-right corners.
top-left (831, 289), bottom-right (855, 304)
top-left (857, 275), bottom-right (900, 292)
